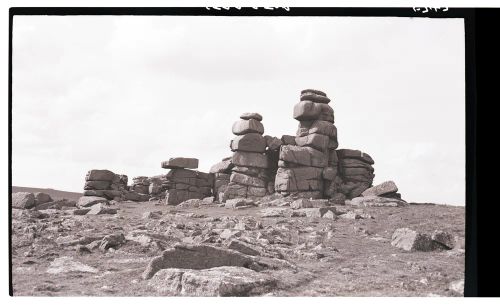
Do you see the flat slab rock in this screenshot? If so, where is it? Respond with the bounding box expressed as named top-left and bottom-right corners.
top-left (162, 158), bottom-right (199, 169)
top-left (148, 266), bottom-right (276, 296)
top-left (240, 112), bottom-right (263, 121)
top-left (142, 244), bottom-right (258, 280)
top-left (348, 196), bottom-right (407, 207)
top-left (76, 196), bottom-right (109, 208)
top-left (362, 181), bottom-right (398, 197)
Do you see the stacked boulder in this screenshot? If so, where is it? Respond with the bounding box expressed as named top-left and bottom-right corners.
top-left (224, 113), bottom-right (272, 200)
top-left (275, 89), bottom-right (338, 199)
top-left (121, 176), bottom-right (151, 202)
top-left (337, 149), bottom-right (375, 199)
top-left (148, 174), bottom-right (169, 199)
top-left (131, 177), bottom-right (150, 194)
top-left (209, 157), bottom-right (234, 201)
top-left (83, 169), bottom-right (128, 200)
top-left (161, 158), bottom-right (213, 205)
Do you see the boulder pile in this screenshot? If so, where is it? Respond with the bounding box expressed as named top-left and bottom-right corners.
top-left (130, 176), bottom-right (150, 194)
top-left (83, 169), bottom-right (128, 200)
top-left (224, 113), bottom-right (272, 200)
top-left (275, 89), bottom-right (338, 199)
top-left (161, 158), bottom-right (213, 205)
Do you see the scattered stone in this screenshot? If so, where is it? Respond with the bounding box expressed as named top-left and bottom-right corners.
top-left (260, 208), bottom-right (293, 218)
top-left (391, 228), bottom-right (436, 252)
top-left (86, 203), bottom-right (117, 215)
top-left (46, 256), bottom-right (98, 274)
top-left (143, 211), bottom-right (162, 219)
top-left (99, 233), bottom-right (126, 251)
top-left (431, 230), bottom-right (454, 249)
top-left (448, 279), bottom-right (464, 296)
top-left (339, 211), bottom-right (361, 220)
top-left (361, 181), bottom-right (398, 197)
top-left (201, 196), bottom-right (215, 205)
top-left (11, 192), bottom-right (35, 209)
top-left (225, 198), bottom-right (256, 209)
top-left (161, 157), bottom-right (199, 169)
top-left (290, 198), bottom-right (312, 209)
top-left (178, 199), bottom-right (203, 208)
top-left (73, 208), bottom-right (91, 215)
top-left (227, 239), bottom-right (261, 256)
top-left (148, 266), bottom-right (276, 296)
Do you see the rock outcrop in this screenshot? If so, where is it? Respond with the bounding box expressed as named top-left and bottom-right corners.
top-left (83, 169), bottom-right (128, 200)
top-left (161, 159), bottom-right (213, 205)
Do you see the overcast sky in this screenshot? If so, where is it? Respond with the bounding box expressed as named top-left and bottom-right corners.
top-left (12, 15), bottom-right (465, 205)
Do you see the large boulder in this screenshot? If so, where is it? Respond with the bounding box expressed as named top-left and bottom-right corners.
top-left (161, 158), bottom-right (199, 169)
top-left (231, 152), bottom-right (269, 169)
top-left (76, 196), bottom-right (109, 208)
top-left (362, 180), bottom-right (398, 197)
top-left (84, 180), bottom-right (111, 190)
top-left (85, 169), bottom-right (115, 181)
top-left (274, 167), bottom-right (323, 192)
top-left (230, 173), bottom-right (267, 188)
top-left (232, 119), bottom-right (264, 135)
top-left (318, 103), bottom-right (335, 123)
top-left (337, 149), bottom-right (374, 165)
top-left (209, 160), bottom-right (234, 174)
top-left (11, 192), bottom-right (35, 209)
top-left (339, 158), bottom-right (374, 170)
top-left (240, 112), bottom-right (263, 121)
top-left (391, 228), bottom-right (436, 252)
top-left (281, 135), bottom-right (296, 145)
top-left (293, 101), bottom-right (322, 121)
top-left (297, 120), bottom-right (337, 138)
top-left (294, 133), bottom-right (330, 151)
top-left (34, 192), bottom-right (53, 205)
top-left (301, 88), bottom-right (327, 96)
top-left (148, 266), bottom-right (276, 296)
top-left (300, 93), bottom-right (331, 104)
top-left (230, 133), bottom-right (266, 153)
top-left (279, 145), bottom-right (327, 168)
top-left (264, 135), bottom-right (282, 151)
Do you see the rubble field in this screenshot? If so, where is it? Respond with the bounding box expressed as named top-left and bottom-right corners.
top-left (11, 197), bottom-right (465, 296)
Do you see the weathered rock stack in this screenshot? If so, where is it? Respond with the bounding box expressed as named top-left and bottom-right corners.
top-left (337, 149), bottom-right (375, 199)
top-left (224, 113), bottom-right (272, 200)
top-left (83, 169), bottom-right (128, 200)
top-left (209, 158), bottom-right (234, 201)
top-left (131, 177), bottom-right (150, 194)
top-left (148, 174), bottom-right (169, 199)
top-left (275, 89), bottom-right (338, 199)
top-left (161, 158), bottom-right (213, 205)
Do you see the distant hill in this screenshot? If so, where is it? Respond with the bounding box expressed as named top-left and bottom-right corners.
top-left (11, 186), bottom-right (82, 202)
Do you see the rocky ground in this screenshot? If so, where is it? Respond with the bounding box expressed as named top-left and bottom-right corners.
top-left (11, 196), bottom-right (465, 297)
